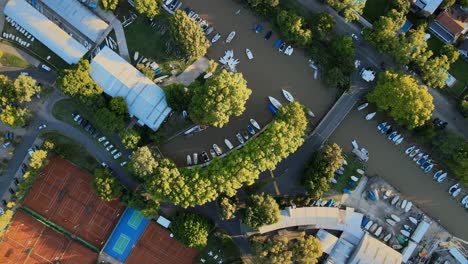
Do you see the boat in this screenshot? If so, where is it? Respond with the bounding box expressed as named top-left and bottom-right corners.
top-left (395, 137), bottom-right (404, 145)
top-left (307, 110), bottom-right (315, 117)
top-left (400, 230), bottom-right (410, 237)
top-left (203, 72), bottom-right (213, 79)
top-left (279, 42), bottom-right (286, 52)
top-left (268, 104), bottom-right (278, 115)
top-left (413, 153), bottom-right (424, 162)
top-left (409, 148), bottom-right (420, 158)
top-left (273, 39), bottom-right (282, 48)
top-left (377, 122), bottom-right (387, 131)
top-left (386, 219), bottom-right (396, 226)
top-left (433, 170), bottom-right (444, 179)
top-left (374, 226), bottom-right (383, 236)
top-left (403, 225), bottom-right (412, 232)
top-left (396, 236), bottom-right (407, 245)
top-left (210, 149), bottom-right (216, 158)
top-left (416, 155), bottom-right (429, 166)
top-left (407, 217), bottom-right (417, 225)
top-left (370, 223), bottom-right (378, 233)
top-left (449, 183), bottom-right (460, 196)
top-left (424, 164), bottom-right (434, 173)
top-left (224, 139), bottom-right (234, 150)
top-left (236, 133), bottom-right (245, 144)
top-left (392, 244), bottom-right (403, 250)
top-left (246, 48), bottom-right (254, 60)
top-left (352, 139), bottom-right (359, 150)
top-left (357, 102), bottom-right (368, 111)
top-left (366, 112), bottom-right (376, 120)
top-left (268, 96), bottom-right (282, 109)
top-left (211, 33), bottom-right (221, 43)
top-left (242, 130), bottom-right (249, 140)
top-left (247, 125), bottom-right (255, 135)
top-left (255, 24), bottom-right (263, 33)
top-left (342, 159), bottom-right (348, 166)
top-left (461, 195), bottom-right (468, 205)
top-left (384, 233), bottom-right (392, 242)
top-left (226, 31), bottom-right (236, 43)
top-left (213, 144), bottom-right (222, 155)
top-left (391, 196), bottom-right (400, 206)
top-left (187, 155), bottom-right (192, 166)
top-left (282, 89), bottom-right (294, 102)
top-left (350, 175), bottom-right (359, 182)
top-left (284, 45), bottom-right (294, 56)
top-left (452, 188), bottom-right (461, 198)
top-left (264, 30), bottom-right (272, 40)
top-left (437, 172), bottom-right (447, 183)
top-left (401, 199), bottom-right (407, 209)
top-left (392, 134), bottom-right (401, 142)
top-left (204, 26), bottom-right (214, 35)
top-left (250, 119), bottom-right (260, 130)
top-left (193, 153), bottom-right (198, 165)
top-left (367, 190), bottom-right (376, 202)
top-left (381, 125), bottom-right (391, 134)
top-left (421, 160), bottom-right (432, 169)
top-left (405, 146), bottom-right (415, 155)
top-left (361, 216), bottom-right (369, 227)
top-left (388, 131), bottom-right (397, 140)
top-left (390, 214), bottom-right (401, 222)
top-left (405, 202), bottom-right (412, 213)
top-left (133, 51), bottom-right (139, 61)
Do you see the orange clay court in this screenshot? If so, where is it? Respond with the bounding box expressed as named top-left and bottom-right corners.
top-left (0, 211), bottom-right (98, 264)
top-left (126, 222), bottom-right (199, 264)
top-left (23, 156), bottom-right (125, 248)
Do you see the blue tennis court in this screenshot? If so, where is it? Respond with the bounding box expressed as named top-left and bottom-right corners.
top-left (102, 208), bottom-right (150, 262)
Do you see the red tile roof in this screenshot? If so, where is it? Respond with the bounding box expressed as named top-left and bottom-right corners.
top-left (436, 8), bottom-right (468, 35)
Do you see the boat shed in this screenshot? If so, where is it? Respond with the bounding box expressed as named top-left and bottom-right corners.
top-left (40, 0), bottom-right (109, 43)
top-left (411, 220), bottom-right (431, 243)
top-left (348, 233), bottom-right (402, 264)
top-left (316, 229), bottom-right (338, 254)
top-left (90, 46), bottom-right (171, 131)
top-left (4, 0), bottom-right (87, 64)
top-left (401, 240), bottom-right (418, 263)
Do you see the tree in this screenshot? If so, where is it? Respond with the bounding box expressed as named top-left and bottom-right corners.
top-left (293, 235), bottom-right (323, 264)
top-left (163, 83), bottom-right (191, 111)
top-left (325, 0), bottom-right (366, 22)
top-left (57, 59), bottom-right (103, 106)
top-left (364, 10), bottom-right (406, 52)
top-left (99, 0), bottom-right (120, 11)
top-left (243, 193), bottom-right (280, 229)
top-left (93, 169), bottom-right (122, 201)
top-left (130, 146), bottom-right (158, 178)
top-left (189, 69), bottom-right (251, 127)
top-left (440, 0), bottom-right (456, 9)
top-left (331, 35), bottom-right (355, 59)
top-left (170, 212), bottom-right (211, 249)
top-left (120, 129), bottom-right (141, 149)
top-left (136, 63), bottom-right (155, 80)
top-left (276, 10), bottom-right (312, 47)
top-left (120, 191), bottom-right (160, 217)
top-left (218, 196), bottom-right (237, 220)
top-left (418, 55), bottom-right (450, 89)
top-left (0, 74), bottom-right (13, 104)
top-left (170, 10), bottom-right (209, 59)
top-left (323, 67), bottom-right (349, 88)
top-left (29, 150), bottom-right (48, 170)
top-left (109, 96), bottom-right (128, 116)
top-left (368, 71), bottom-right (434, 128)
top-left (462, 0), bottom-right (468, 8)
top-left (134, 0), bottom-right (161, 18)
top-left (94, 107), bottom-right (125, 133)
top-left (207, 59), bottom-right (219, 74)
top-left (12, 75), bottom-right (41, 103)
top-left (390, 25), bottom-right (428, 65)
top-left (0, 105), bottom-right (29, 128)
top-left (247, 0), bottom-right (279, 8)
top-left (312, 13), bottom-right (335, 40)
top-left (440, 44), bottom-right (459, 64)
top-left (302, 143), bottom-right (342, 198)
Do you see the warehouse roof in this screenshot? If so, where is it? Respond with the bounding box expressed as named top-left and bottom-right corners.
top-left (90, 46), bottom-right (171, 131)
top-left (41, 0), bottom-right (109, 42)
top-left (4, 0), bottom-right (87, 64)
top-left (348, 233), bottom-right (402, 264)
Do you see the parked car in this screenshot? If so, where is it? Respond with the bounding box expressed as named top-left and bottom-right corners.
top-left (38, 124), bottom-right (47, 130)
top-left (114, 152), bottom-right (122, 159)
top-left (41, 64), bottom-right (51, 71)
top-left (103, 141), bottom-right (110, 147)
top-left (71, 111), bottom-right (79, 117)
top-left (120, 161), bottom-right (127, 167)
top-left (433, 118), bottom-right (448, 129)
top-left (73, 114), bottom-right (81, 122)
top-left (98, 136), bottom-right (106, 142)
top-left (106, 144), bottom-right (114, 151)
top-left (85, 124), bottom-right (92, 132)
top-left (20, 71), bottom-right (29, 76)
top-left (101, 162), bottom-right (108, 168)
top-left (110, 149), bottom-right (118, 155)
top-left (2, 142), bottom-right (11, 149)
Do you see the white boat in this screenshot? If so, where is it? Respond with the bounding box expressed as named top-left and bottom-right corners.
top-left (342, 159), bottom-right (348, 166)
top-left (307, 110), bottom-right (315, 117)
top-left (205, 26), bottom-right (214, 35)
top-left (461, 195), bottom-right (468, 205)
top-left (186, 155), bottom-right (192, 166)
top-left (405, 202), bottom-right (412, 213)
top-left (395, 137), bottom-right (404, 145)
top-left (391, 196), bottom-right (399, 206)
top-left (392, 134), bottom-right (401, 142)
top-left (386, 219), bottom-right (396, 226)
top-left (226, 31), bottom-right (236, 43)
top-left (133, 51), bottom-right (139, 61)
top-left (351, 139), bottom-right (359, 150)
top-left (268, 96), bottom-right (282, 109)
top-left (392, 245), bottom-right (403, 250)
top-left (374, 226), bottom-right (383, 236)
top-left (193, 153), bottom-right (198, 165)
top-left (370, 223), bottom-right (378, 233)
top-left (377, 122), bottom-right (387, 131)
top-left (350, 176), bottom-right (359, 182)
top-left (357, 102), bottom-right (368, 111)
top-left (409, 148), bottom-right (420, 158)
top-left (236, 133), bottom-right (245, 144)
top-left (284, 45), bottom-right (293, 55)
top-left (405, 146), bottom-right (415, 155)
top-left (203, 72), bottom-right (213, 79)
top-left (282, 89), bottom-right (294, 102)
top-left (390, 214), bottom-right (401, 222)
top-left (408, 217), bottom-right (418, 225)
top-left (246, 48), bottom-right (254, 60)
top-left (400, 230), bottom-right (410, 237)
top-left (437, 172), bottom-right (447, 183)
top-left (388, 131), bottom-right (397, 140)
top-left (433, 170), bottom-right (443, 179)
top-left (401, 199), bottom-right (407, 209)
top-left (413, 153), bottom-right (424, 161)
top-left (364, 220), bottom-right (373, 230)
top-left (384, 233), bottom-right (392, 242)
top-left (211, 33), bottom-right (221, 43)
top-left (250, 119), bottom-right (260, 130)
top-left (366, 112), bottom-right (376, 120)
top-left (224, 139), bottom-right (234, 150)
top-left (403, 225), bottom-right (412, 232)
top-left (331, 177), bottom-right (337, 184)
top-left (213, 144), bottom-right (222, 155)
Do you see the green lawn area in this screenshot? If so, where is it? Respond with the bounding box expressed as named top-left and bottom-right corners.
top-left (362, 0), bottom-right (389, 23)
top-left (426, 34), bottom-right (445, 55)
top-left (40, 131), bottom-right (100, 173)
top-left (52, 98), bottom-right (98, 128)
top-left (198, 230), bottom-right (241, 264)
top-left (0, 52), bottom-right (30, 68)
top-left (449, 59), bottom-right (468, 96)
top-left (331, 154), bottom-right (364, 193)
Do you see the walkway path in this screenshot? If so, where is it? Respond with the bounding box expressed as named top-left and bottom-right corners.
top-left (175, 57), bottom-right (209, 86)
top-left (94, 8), bottom-right (131, 62)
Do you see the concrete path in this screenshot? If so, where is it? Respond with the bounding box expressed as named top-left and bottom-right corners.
top-left (175, 57), bottom-right (209, 86)
top-left (0, 43), bottom-right (41, 67)
top-left (94, 8), bottom-right (131, 62)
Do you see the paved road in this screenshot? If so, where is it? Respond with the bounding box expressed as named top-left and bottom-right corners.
top-left (0, 67), bottom-right (57, 84)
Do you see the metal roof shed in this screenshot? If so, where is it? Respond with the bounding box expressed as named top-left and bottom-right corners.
top-left (348, 233), bottom-right (402, 264)
top-left (90, 46), bottom-right (171, 131)
top-left (411, 220), bottom-right (431, 243)
top-left (41, 0), bottom-right (109, 42)
top-left (4, 0), bottom-right (87, 64)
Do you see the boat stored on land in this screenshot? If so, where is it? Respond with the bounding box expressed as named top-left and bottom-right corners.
top-left (250, 119), bottom-right (260, 130)
top-left (282, 89), bottom-right (294, 102)
top-left (386, 219), bottom-right (396, 226)
top-left (226, 31), bottom-right (236, 43)
top-left (193, 153), bottom-right (198, 165)
top-left (391, 196), bottom-right (400, 206)
top-left (213, 144), bottom-right (222, 155)
top-left (357, 102), bottom-right (368, 111)
top-left (390, 214), bottom-right (401, 222)
top-left (225, 139), bottom-right (234, 150)
top-left (408, 217), bottom-right (418, 225)
top-left (268, 96), bottom-right (282, 109)
top-left (246, 48), bottom-right (253, 60)
top-left (405, 202), bottom-right (412, 213)
top-left (366, 112), bottom-right (376, 120)
top-left (247, 125), bottom-right (255, 135)
top-left (187, 155), bottom-right (192, 166)
top-left (405, 146), bottom-right (415, 155)
top-left (236, 133), bottom-right (245, 144)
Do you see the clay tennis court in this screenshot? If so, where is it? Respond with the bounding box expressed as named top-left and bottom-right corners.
top-left (0, 211), bottom-right (98, 264)
top-left (23, 156), bottom-right (125, 248)
top-left (126, 222), bottom-right (199, 264)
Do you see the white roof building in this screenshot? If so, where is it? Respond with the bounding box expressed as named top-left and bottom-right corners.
top-left (348, 233), bottom-right (403, 264)
top-left (90, 46), bottom-right (171, 131)
top-left (410, 220), bottom-right (431, 243)
top-left (40, 0), bottom-right (109, 42)
top-left (413, 0), bottom-right (444, 15)
top-left (4, 0), bottom-right (87, 64)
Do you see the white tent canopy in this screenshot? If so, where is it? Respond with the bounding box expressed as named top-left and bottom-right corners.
top-left (361, 69), bottom-right (375, 82)
top-left (4, 0), bottom-right (87, 64)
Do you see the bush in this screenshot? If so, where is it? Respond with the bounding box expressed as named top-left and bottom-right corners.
top-left (163, 83), bottom-right (192, 111)
top-left (170, 211), bottom-right (212, 249)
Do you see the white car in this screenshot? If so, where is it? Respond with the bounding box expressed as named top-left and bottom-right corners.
top-left (101, 162), bottom-right (108, 168)
top-left (98, 136), bottom-right (106, 142)
top-left (110, 149), bottom-right (118, 155)
top-left (41, 64), bottom-right (51, 71)
top-left (103, 141), bottom-right (110, 147)
top-left (120, 161), bottom-right (127, 167)
top-left (114, 152), bottom-right (122, 159)
top-left (106, 144), bottom-right (113, 151)
top-left (73, 114), bottom-right (81, 122)
top-left (20, 71), bottom-right (29, 76)
top-left (38, 124), bottom-right (47, 130)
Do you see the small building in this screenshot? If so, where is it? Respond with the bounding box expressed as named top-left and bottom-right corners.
top-left (348, 233), bottom-right (403, 264)
top-left (410, 220), bottom-right (431, 243)
top-left (429, 6), bottom-right (468, 43)
top-left (411, 0), bottom-right (444, 16)
top-left (360, 68), bottom-right (375, 82)
top-left (90, 46), bottom-right (172, 131)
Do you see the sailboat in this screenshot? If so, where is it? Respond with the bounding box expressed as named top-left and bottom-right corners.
top-left (357, 102), bottom-right (368, 111)
top-left (268, 96), bottom-right (282, 109)
top-left (250, 119), bottom-right (260, 130)
top-left (366, 112), bottom-right (376, 120)
top-left (226, 31), bottom-right (236, 43)
top-left (282, 89), bottom-right (294, 102)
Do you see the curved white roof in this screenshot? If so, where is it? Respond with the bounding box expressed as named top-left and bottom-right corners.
top-left (90, 46), bottom-right (171, 131)
top-left (41, 0), bottom-right (109, 42)
top-left (348, 233), bottom-right (402, 264)
top-left (4, 0), bottom-right (87, 64)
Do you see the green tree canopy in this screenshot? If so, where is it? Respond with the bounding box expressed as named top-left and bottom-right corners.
top-left (368, 71), bottom-right (434, 128)
top-left (163, 83), bottom-right (192, 111)
top-left (364, 10), bottom-right (406, 52)
top-left (170, 10), bottom-right (209, 59)
top-left (94, 107), bottom-right (125, 133)
top-left (109, 96), bottom-right (128, 116)
top-left (136, 63), bottom-right (156, 80)
top-left (247, 0), bottom-right (279, 8)
top-left (120, 191), bottom-right (160, 217)
top-left (312, 12), bottom-right (335, 40)
top-left (189, 69), bottom-right (251, 127)
top-left (134, 0), bottom-right (161, 18)
top-left (130, 146), bottom-right (158, 178)
top-left (301, 143), bottom-right (342, 198)
top-left (93, 169), bottom-right (122, 201)
top-left (218, 196), bottom-right (238, 220)
top-left (120, 129), bottom-right (141, 150)
top-left (99, 0), bottom-right (120, 11)
top-left (440, 44), bottom-right (460, 64)
top-left (293, 235), bottom-right (323, 263)
top-left (0, 105), bottom-right (29, 128)
top-left (390, 25), bottom-right (428, 65)
top-left (331, 35), bottom-right (355, 59)
top-left (276, 10), bottom-right (312, 47)
top-left (29, 150), bottom-right (48, 170)
top-left (170, 212), bottom-right (211, 249)
top-left (12, 75), bottom-right (41, 103)
top-left (325, 0), bottom-right (366, 22)
top-left (243, 193), bottom-right (280, 229)
top-left (418, 55), bottom-right (450, 89)
top-left (462, 0), bottom-right (468, 8)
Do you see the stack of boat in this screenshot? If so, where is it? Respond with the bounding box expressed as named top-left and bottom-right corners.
top-left (219, 50), bottom-right (239, 72)
top-left (376, 122), bottom-right (404, 146)
top-left (405, 145), bottom-right (435, 174)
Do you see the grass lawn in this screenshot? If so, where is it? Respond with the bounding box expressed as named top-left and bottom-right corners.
top-left (52, 98), bottom-right (98, 128)
top-left (449, 58), bottom-right (468, 95)
top-left (426, 34), bottom-right (445, 55)
top-left (0, 52), bottom-right (30, 68)
top-left (198, 230), bottom-right (241, 264)
top-left (331, 154), bottom-right (364, 193)
top-left (362, 0), bottom-right (389, 23)
top-left (40, 131), bottom-right (100, 173)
